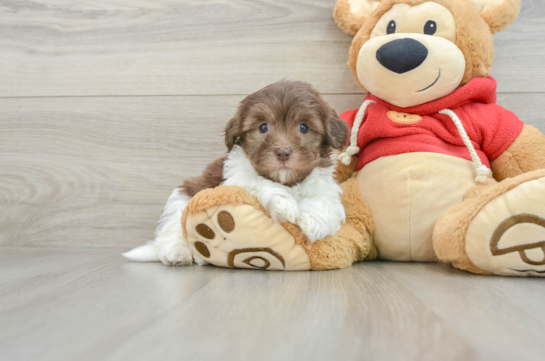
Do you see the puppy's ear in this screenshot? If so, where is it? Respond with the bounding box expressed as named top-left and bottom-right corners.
top-left (469, 0), bottom-right (521, 34)
top-left (327, 111), bottom-right (349, 150)
top-left (334, 0), bottom-right (379, 35)
top-left (224, 113), bottom-right (243, 151)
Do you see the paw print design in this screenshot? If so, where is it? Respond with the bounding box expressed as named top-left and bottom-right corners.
top-left (490, 214), bottom-right (545, 269)
top-left (465, 175), bottom-right (545, 276)
top-left (184, 204), bottom-right (311, 271)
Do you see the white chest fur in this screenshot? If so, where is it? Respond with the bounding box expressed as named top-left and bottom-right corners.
top-left (222, 146), bottom-right (346, 242)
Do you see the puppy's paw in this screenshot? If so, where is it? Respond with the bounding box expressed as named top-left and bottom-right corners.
top-left (157, 242), bottom-right (193, 266)
top-left (297, 212), bottom-right (332, 243)
top-left (268, 195), bottom-right (299, 224)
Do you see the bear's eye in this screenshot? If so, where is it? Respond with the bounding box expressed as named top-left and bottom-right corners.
top-left (424, 20), bottom-right (437, 35)
top-left (259, 123), bottom-right (269, 133)
top-left (387, 20), bottom-right (396, 34)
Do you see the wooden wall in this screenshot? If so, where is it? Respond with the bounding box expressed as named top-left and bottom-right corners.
top-left (1, 0), bottom-right (544, 248)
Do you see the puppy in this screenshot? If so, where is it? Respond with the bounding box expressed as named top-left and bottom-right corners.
top-left (123, 80), bottom-right (349, 266)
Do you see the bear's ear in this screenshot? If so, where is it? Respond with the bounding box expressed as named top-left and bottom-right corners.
top-left (469, 0), bottom-right (521, 34)
top-left (334, 0), bottom-right (380, 35)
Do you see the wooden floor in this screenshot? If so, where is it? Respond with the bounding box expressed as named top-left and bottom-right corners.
top-left (1, 1), bottom-right (545, 360)
top-left (1, 248), bottom-right (545, 361)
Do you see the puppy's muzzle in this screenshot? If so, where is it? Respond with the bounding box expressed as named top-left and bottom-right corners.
top-left (376, 38), bottom-right (428, 74)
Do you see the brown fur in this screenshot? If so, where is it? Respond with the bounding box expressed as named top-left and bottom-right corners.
top-left (333, 0), bottom-right (367, 36)
top-left (491, 125), bottom-right (545, 181)
top-left (182, 157), bottom-right (227, 197)
top-left (481, 0), bottom-right (521, 34)
top-left (181, 80), bottom-right (349, 198)
top-left (225, 80), bottom-right (349, 187)
top-left (333, 153), bottom-right (359, 183)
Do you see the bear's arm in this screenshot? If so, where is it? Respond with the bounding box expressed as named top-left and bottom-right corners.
top-left (333, 153), bottom-right (358, 183)
top-left (491, 125), bottom-right (545, 181)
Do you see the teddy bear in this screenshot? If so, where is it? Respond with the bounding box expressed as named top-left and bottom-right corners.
top-left (181, 0), bottom-right (545, 277)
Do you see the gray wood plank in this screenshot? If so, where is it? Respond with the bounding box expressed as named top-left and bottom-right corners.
top-left (1, 248), bottom-right (545, 361)
top-left (377, 263), bottom-right (545, 361)
top-left (1, 93), bottom-right (544, 249)
top-left (0, 0), bottom-right (543, 97)
top-left (0, 248), bottom-right (228, 361)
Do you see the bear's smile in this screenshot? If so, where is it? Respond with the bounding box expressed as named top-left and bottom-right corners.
top-left (417, 69), bottom-right (441, 93)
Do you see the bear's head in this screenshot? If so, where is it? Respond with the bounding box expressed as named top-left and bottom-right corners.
top-left (334, 0), bottom-right (520, 108)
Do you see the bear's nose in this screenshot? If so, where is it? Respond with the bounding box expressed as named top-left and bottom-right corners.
top-left (274, 148), bottom-right (292, 162)
top-left (376, 38), bottom-right (428, 74)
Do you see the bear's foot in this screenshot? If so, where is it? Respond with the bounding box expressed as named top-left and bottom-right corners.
top-left (182, 179), bottom-right (376, 271)
top-left (183, 186), bottom-right (311, 271)
top-left (434, 169), bottom-right (545, 277)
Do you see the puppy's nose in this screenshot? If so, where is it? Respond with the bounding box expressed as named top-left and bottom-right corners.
top-left (376, 38), bottom-right (428, 74)
top-left (274, 148), bottom-right (292, 162)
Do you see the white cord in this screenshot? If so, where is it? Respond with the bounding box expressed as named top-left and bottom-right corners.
top-left (339, 100), bottom-right (375, 165)
top-left (339, 104), bottom-right (491, 184)
top-left (439, 109), bottom-right (492, 184)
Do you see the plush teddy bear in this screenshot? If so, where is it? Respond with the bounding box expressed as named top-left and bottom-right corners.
top-left (182, 0), bottom-right (545, 276)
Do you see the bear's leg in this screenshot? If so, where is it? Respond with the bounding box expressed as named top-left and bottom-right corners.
top-left (433, 169), bottom-right (545, 276)
top-left (182, 185), bottom-right (312, 271)
top-left (182, 178), bottom-right (375, 271)
top-left (299, 178), bottom-right (377, 270)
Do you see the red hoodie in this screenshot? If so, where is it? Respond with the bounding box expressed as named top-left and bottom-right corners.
top-left (340, 77), bottom-right (523, 171)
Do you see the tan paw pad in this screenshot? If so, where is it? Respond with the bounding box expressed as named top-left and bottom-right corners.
top-left (466, 177), bottom-right (545, 276)
top-left (185, 204), bottom-right (311, 271)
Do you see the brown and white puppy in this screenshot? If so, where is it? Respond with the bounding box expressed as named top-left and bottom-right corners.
top-left (124, 80), bottom-right (350, 266)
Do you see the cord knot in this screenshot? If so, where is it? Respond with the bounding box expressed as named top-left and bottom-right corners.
top-left (475, 164), bottom-right (492, 184)
top-left (339, 145), bottom-right (360, 165)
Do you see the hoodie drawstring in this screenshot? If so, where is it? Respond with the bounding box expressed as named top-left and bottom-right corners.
top-left (338, 100), bottom-right (492, 185)
top-left (339, 100), bottom-right (375, 165)
top-left (438, 109), bottom-right (492, 184)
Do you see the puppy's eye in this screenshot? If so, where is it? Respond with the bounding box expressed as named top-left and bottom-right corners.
top-left (424, 20), bottom-right (437, 35)
top-left (259, 123), bottom-right (269, 133)
top-left (299, 123), bottom-right (309, 134)
top-left (387, 20), bottom-right (396, 34)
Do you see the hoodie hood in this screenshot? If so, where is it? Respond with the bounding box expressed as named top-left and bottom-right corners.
top-left (366, 77), bottom-right (498, 116)
top-left (338, 75), bottom-right (523, 172)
